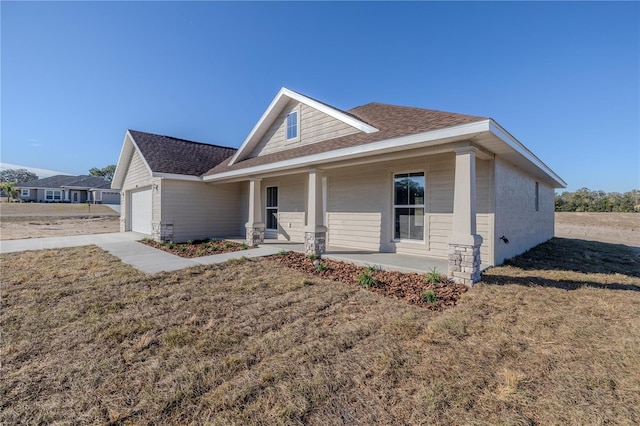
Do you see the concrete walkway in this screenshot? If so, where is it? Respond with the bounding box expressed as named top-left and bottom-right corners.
top-left (0, 233), bottom-right (282, 274)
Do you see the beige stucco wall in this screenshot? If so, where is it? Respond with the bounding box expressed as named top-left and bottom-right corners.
top-left (160, 180), bottom-right (244, 242)
top-left (248, 101), bottom-right (359, 158)
top-left (493, 156), bottom-right (554, 265)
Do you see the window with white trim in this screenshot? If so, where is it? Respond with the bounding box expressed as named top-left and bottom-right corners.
top-left (286, 110), bottom-right (299, 141)
top-left (393, 172), bottom-right (425, 241)
top-left (266, 186), bottom-right (278, 230)
top-left (45, 190), bottom-right (62, 201)
top-left (21, 189), bottom-right (29, 197)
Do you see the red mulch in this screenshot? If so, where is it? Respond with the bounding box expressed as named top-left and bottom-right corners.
top-left (140, 239), bottom-right (252, 258)
top-left (269, 251), bottom-right (468, 311)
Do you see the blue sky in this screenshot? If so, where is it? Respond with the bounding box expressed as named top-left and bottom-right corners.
top-left (1, 1), bottom-right (638, 192)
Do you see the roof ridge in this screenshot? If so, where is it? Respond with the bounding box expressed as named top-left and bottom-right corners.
top-left (128, 129), bottom-right (237, 151)
top-left (348, 102), bottom-right (487, 119)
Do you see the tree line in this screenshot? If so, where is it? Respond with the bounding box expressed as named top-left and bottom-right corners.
top-left (555, 188), bottom-right (640, 212)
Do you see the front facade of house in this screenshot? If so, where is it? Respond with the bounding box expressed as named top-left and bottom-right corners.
top-left (112, 88), bottom-right (565, 285)
top-left (16, 175), bottom-right (119, 204)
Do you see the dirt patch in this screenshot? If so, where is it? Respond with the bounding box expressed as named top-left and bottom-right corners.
top-left (270, 251), bottom-right (468, 311)
top-left (140, 238), bottom-right (252, 257)
top-left (555, 212), bottom-right (640, 248)
top-left (0, 216), bottom-right (120, 240)
top-left (0, 202), bottom-right (116, 215)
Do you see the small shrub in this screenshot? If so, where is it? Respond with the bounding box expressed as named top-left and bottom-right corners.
top-left (211, 244), bottom-right (219, 251)
top-left (210, 237), bottom-right (218, 242)
top-left (142, 237), bottom-right (153, 243)
top-left (195, 250), bottom-right (206, 257)
top-left (277, 249), bottom-right (287, 256)
top-left (365, 264), bottom-right (382, 273)
top-left (201, 242), bottom-right (208, 249)
top-left (307, 253), bottom-right (319, 260)
top-left (186, 240), bottom-right (193, 245)
top-left (167, 241), bottom-right (175, 249)
top-left (316, 262), bottom-right (328, 272)
top-left (241, 242), bottom-right (248, 250)
top-left (178, 246), bottom-right (186, 253)
top-left (224, 241), bottom-right (234, 249)
top-left (357, 271), bottom-right (378, 288)
top-left (425, 267), bottom-right (442, 284)
top-left (422, 289), bottom-right (438, 304)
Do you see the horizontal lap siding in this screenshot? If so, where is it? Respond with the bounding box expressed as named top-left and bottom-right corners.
top-left (327, 168), bottom-right (387, 251)
top-left (249, 101), bottom-right (359, 158)
top-left (122, 151), bottom-right (151, 190)
top-left (161, 180), bottom-right (243, 242)
top-left (261, 175), bottom-right (306, 242)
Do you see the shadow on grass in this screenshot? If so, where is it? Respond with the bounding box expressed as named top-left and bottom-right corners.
top-left (482, 238), bottom-right (640, 292)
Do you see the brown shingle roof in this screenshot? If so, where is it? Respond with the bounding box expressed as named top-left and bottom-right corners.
top-left (204, 103), bottom-right (486, 176)
top-left (129, 130), bottom-right (237, 176)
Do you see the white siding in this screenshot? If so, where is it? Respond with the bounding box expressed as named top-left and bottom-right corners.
top-left (248, 101), bottom-right (360, 158)
top-left (122, 150), bottom-right (152, 190)
top-left (160, 180), bottom-right (244, 242)
top-left (493, 156), bottom-right (555, 265)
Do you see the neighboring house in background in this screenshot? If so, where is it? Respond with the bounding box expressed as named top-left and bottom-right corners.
top-left (112, 88), bottom-right (566, 285)
top-left (16, 175), bottom-right (120, 204)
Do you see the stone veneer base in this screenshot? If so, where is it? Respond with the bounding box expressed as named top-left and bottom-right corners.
top-left (447, 243), bottom-right (481, 286)
top-left (304, 231), bottom-right (326, 256)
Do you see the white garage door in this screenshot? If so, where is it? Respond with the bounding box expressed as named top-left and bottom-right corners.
top-left (130, 189), bottom-right (152, 235)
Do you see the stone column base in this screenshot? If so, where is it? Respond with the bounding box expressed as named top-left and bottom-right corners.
top-left (246, 225), bottom-right (265, 247)
top-left (152, 222), bottom-right (174, 242)
top-left (305, 231), bottom-right (326, 256)
top-left (448, 243), bottom-right (482, 286)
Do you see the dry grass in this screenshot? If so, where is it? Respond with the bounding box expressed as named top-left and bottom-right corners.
top-left (2, 240), bottom-right (639, 424)
top-left (0, 203), bottom-right (116, 215)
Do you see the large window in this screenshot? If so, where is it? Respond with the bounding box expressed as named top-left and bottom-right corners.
top-left (393, 172), bottom-right (425, 240)
top-left (286, 111), bottom-right (299, 141)
top-left (45, 190), bottom-right (62, 201)
top-left (266, 186), bottom-right (278, 230)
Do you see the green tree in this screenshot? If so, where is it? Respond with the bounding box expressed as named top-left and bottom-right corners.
top-left (89, 165), bottom-right (116, 182)
top-left (0, 181), bottom-right (19, 202)
top-left (0, 168), bottom-right (38, 184)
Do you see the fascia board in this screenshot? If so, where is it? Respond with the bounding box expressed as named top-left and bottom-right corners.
top-left (112, 131), bottom-right (154, 189)
top-left (153, 173), bottom-right (203, 182)
top-left (204, 121), bottom-right (489, 182)
top-left (228, 87), bottom-right (379, 166)
top-left (488, 120), bottom-right (567, 188)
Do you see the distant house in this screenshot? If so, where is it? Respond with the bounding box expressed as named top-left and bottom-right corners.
top-left (112, 88), bottom-right (566, 285)
top-left (16, 175), bottom-right (120, 204)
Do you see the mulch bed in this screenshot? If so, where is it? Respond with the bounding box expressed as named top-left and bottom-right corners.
top-left (269, 251), bottom-right (468, 311)
top-left (140, 239), bottom-right (252, 258)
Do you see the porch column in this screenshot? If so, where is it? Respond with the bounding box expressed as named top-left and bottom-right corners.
top-left (63, 189), bottom-right (69, 201)
top-left (304, 169), bottom-right (327, 256)
top-left (448, 147), bottom-right (483, 286)
top-left (245, 178), bottom-right (265, 247)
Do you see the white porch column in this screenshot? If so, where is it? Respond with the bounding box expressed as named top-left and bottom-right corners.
top-left (448, 147), bottom-right (483, 286)
top-left (304, 169), bottom-right (327, 256)
top-left (245, 178), bottom-right (265, 246)
top-left (63, 189), bottom-right (69, 201)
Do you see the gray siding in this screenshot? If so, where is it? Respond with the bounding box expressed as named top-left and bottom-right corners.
top-left (248, 101), bottom-right (360, 158)
top-left (160, 180), bottom-right (244, 242)
top-left (493, 156), bottom-right (555, 265)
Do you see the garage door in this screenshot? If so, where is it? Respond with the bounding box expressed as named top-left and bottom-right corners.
top-left (130, 189), bottom-right (152, 235)
top-left (101, 191), bottom-right (121, 204)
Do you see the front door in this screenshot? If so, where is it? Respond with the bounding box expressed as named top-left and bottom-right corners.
top-left (73, 192), bottom-right (79, 202)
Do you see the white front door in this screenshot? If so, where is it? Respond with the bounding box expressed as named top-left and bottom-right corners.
top-left (130, 189), bottom-right (152, 235)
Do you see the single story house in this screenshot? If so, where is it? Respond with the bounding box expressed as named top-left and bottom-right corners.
top-left (112, 88), bottom-right (565, 285)
top-left (16, 175), bottom-right (120, 204)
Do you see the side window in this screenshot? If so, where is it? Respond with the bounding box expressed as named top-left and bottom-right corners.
top-left (393, 172), bottom-right (425, 240)
top-left (286, 111), bottom-right (299, 141)
top-left (266, 186), bottom-right (278, 230)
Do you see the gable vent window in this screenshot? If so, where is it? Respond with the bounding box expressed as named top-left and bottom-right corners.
top-left (286, 110), bottom-right (299, 141)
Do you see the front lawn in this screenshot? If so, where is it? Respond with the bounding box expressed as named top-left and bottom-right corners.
top-left (2, 240), bottom-right (639, 424)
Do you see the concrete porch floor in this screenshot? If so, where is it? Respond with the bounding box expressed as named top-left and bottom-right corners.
top-left (227, 238), bottom-right (451, 274)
